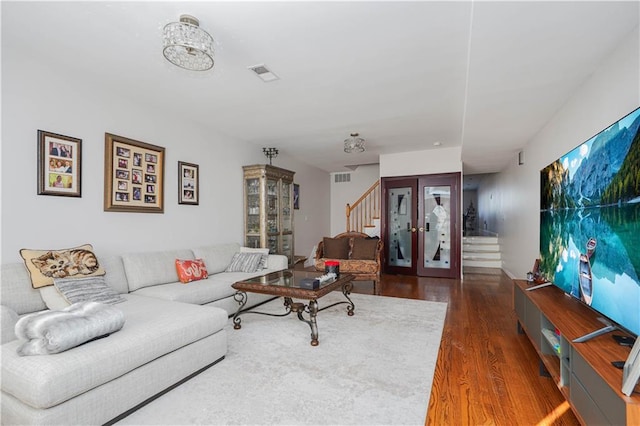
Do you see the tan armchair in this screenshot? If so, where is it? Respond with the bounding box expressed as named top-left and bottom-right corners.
top-left (314, 231), bottom-right (383, 293)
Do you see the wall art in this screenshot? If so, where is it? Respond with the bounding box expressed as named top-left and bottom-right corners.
top-left (294, 183), bottom-right (300, 210)
top-left (37, 130), bottom-right (82, 197)
top-left (104, 133), bottom-right (164, 213)
top-left (178, 161), bottom-right (199, 205)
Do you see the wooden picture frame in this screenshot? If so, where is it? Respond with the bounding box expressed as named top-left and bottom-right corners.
top-left (104, 133), bottom-right (164, 213)
top-left (37, 130), bottom-right (82, 197)
top-left (293, 183), bottom-right (300, 210)
top-left (178, 161), bottom-right (199, 205)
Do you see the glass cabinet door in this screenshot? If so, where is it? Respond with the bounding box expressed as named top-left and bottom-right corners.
top-left (281, 234), bottom-right (293, 260)
top-left (281, 181), bottom-right (292, 232)
top-left (246, 178), bottom-right (261, 248)
top-left (267, 178), bottom-right (278, 235)
top-left (268, 235), bottom-right (278, 254)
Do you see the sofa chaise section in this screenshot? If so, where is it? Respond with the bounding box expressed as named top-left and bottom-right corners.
top-left (1, 242), bottom-right (289, 425)
top-left (1, 294), bottom-right (227, 425)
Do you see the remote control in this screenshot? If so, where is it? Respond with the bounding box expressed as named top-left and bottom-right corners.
top-left (611, 360), bottom-right (625, 369)
top-left (613, 334), bottom-right (636, 346)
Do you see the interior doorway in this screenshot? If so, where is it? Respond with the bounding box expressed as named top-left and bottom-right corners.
top-left (462, 173), bottom-right (495, 236)
top-left (381, 173), bottom-right (461, 279)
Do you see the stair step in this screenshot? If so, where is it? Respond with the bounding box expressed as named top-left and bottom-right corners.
top-left (463, 258), bottom-right (502, 268)
top-left (463, 243), bottom-right (500, 252)
top-left (463, 236), bottom-right (498, 245)
top-left (463, 252), bottom-right (501, 261)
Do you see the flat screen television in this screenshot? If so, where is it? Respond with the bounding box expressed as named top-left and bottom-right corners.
top-left (539, 106), bottom-right (640, 338)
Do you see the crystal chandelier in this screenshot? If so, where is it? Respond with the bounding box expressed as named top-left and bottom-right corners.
top-left (344, 133), bottom-right (365, 153)
top-left (163, 15), bottom-right (214, 71)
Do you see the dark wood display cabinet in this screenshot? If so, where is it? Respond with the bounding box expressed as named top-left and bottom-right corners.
top-left (514, 280), bottom-right (639, 424)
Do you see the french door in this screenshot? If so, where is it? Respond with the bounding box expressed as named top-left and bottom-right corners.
top-left (381, 173), bottom-right (461, 279)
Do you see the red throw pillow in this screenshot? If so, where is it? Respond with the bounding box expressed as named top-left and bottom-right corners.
top-left (175, 259), bottom-right (209, 284)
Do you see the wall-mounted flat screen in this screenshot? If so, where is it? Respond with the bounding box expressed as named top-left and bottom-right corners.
top-left (539, 106), bottom-right (640, 337)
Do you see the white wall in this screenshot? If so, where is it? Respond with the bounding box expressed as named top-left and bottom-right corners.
top-left (1, 45), bottom-right (330, 263)
top-left (329, 164), bottom-right (380, 236)
top-left (380, 146), bottom-right (462, 177)
top-left (281, 154), bottom-right (331, 257)
top-left (495, 27), bottom-right (640, 279)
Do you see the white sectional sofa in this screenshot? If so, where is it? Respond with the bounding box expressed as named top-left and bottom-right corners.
top-left (1, 242), bottom-right (287, 425)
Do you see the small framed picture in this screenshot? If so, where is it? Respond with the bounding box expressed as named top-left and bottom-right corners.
top-left (178, 161), bottom-right (199, 205)
top-left (104, 133), bottom-right (164, 213)
top-left (37, 130), bottom-right (82, 197)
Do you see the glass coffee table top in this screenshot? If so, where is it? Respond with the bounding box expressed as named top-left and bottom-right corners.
top-left (235, 269), bottom-right (352, 292)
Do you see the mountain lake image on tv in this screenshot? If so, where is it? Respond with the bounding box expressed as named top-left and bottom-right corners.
top-left (539, 106), bottom-right (640, 337)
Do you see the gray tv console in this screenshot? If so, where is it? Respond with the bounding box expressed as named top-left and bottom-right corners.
top-left (514, 280), bottom-right (639, 424)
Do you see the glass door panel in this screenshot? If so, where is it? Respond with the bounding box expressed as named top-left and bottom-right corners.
top-left (422, 185), bottom-right (451, 270)
top-left (267, 179), bottom-right (278, 233)
top-left (246, 178), bottom-right (261, 236)
top-left (246, 236), bottom-right (261, 249)
top-left (268, 235), bottom-right (278, 254)
top-left (387, 187), bottom-right (413, 268)
top-left (281, 181), bottom-right (292, 232)
top-left (281, 234), bottom-right (293, 263)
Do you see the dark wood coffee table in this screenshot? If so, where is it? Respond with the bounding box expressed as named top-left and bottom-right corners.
top-left (231, 270), bottom-right (355, 346)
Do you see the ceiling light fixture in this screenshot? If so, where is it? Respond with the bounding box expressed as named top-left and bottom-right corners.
top-left (344, 133), bottom-right (365, 153)
top-left (163, 15), bottom-right (214, 71)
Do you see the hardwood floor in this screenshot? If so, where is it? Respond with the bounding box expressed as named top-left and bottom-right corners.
top-left (349, 267), bottom-right (580, 425)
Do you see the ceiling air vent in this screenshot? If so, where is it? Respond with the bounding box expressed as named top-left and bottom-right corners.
top-left (248, 64), bottom-right (279, 82)
top-left (334, 173), bottom-right (351, 183)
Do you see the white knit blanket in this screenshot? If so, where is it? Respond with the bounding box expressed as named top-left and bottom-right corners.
top-left (15, 301), bottom-right (125, 356)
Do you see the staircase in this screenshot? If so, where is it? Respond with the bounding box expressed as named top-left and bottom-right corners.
top-left (346, 181), bottom-right (380, 236)
top-left (463, 236), bottom-right (502, 268)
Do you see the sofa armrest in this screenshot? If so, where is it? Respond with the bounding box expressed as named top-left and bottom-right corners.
top-left (1, 304), bottom-right (19, 344)
top-left (267, 254), bottom-right (288, 271)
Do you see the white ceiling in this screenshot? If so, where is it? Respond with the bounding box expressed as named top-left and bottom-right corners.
top-left (3, 1), bottom-right (639, 173)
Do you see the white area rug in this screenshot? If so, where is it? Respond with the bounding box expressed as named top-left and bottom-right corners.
top-left (117, 292), bottom-right (447, 425)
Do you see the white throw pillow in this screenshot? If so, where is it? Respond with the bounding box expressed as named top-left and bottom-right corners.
top-left (39, 286), bottom-right (71, 310)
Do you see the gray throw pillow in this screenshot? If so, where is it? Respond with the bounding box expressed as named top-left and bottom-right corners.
top-left (54, 276), bottom-right (124, 305)
top-left (225, 252), bottom-right (263, 273)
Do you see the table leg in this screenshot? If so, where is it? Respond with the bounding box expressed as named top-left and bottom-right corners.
top-left (342, 281), bottom-right (355, 316)
top-left (291, 299), bottom-right (319, 346)
top-left (232, 291), bottom-right (247, 330)
top-left (308, 299), bottom-right (319, 346)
